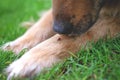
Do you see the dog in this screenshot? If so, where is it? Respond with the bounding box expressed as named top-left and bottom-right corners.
top-left (1, 0), bottom-right (120, 79)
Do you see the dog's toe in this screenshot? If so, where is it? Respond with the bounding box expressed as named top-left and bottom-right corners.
top-left (1, 41), bottom-right (29, 54)
top-left (1, 42), bottom-right (12, 50)
top-left (1, 42), bottom-right (20, 54)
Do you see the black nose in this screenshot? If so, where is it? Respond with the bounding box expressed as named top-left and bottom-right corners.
top-left (53, 21), bottom-right (73, 34)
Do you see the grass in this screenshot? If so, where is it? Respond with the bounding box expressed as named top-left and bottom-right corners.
top-left (0, 0), bottom-right (120, 80)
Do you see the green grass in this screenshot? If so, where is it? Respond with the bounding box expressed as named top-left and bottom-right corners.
top-left (0, 0), bottom-right (120, 80)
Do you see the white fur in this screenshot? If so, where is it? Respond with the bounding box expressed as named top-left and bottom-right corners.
top-left (6, 41), bottom-right (61, 80)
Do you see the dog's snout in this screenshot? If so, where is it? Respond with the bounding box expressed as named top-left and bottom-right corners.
top-left (53, 21), bottom-right (73, 34)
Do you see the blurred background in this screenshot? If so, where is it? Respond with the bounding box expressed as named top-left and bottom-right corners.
top-left (0, 0), bottom-right (51, 43)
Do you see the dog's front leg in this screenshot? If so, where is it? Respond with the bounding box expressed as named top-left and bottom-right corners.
top-left (6, 34), bottom-right (89, 79)
top-left (1, 9), bottom-right (56, 54)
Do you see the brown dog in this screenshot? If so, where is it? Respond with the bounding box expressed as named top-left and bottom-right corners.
top-left (2, 0), bottom-right (120, 79)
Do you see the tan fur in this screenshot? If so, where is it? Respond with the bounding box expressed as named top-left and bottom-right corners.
top-left (2, 9), bottom-right (55, 54)
top-left (1, 0), bottom-right (120, 79)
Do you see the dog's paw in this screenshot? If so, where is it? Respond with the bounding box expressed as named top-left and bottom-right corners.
top-left (1, 41), bottom-right (20, 54)
top-left (6, 54), bottom-right (41, 80)
top-left (1, 41), bottom-right (28, 54)
top-left (1, 36), bottom-right (36, 54)
top-left (6, 49), bottom-right (60, 80)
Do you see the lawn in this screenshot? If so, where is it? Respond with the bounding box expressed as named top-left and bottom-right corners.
top-left (0, 0), bottom-right (120, 80)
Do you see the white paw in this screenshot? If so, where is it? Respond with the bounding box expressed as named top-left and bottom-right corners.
top-left (1, 42), bottom-right (12, 50)
top-left (6, 54), bottom-right (41, 80)
top-left (6, 50), bottom-right (59, 80)
top-left (1, 41), bottom-right (27, 54)
top-left (1, 36), bottom-right (34, 54)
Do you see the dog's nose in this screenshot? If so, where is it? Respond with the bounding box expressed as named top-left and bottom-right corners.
top-left (53, 21), bottom-right (73, 34)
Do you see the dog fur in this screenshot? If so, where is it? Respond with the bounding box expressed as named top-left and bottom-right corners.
top-left (1, 0), bottom-right (120, 79)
